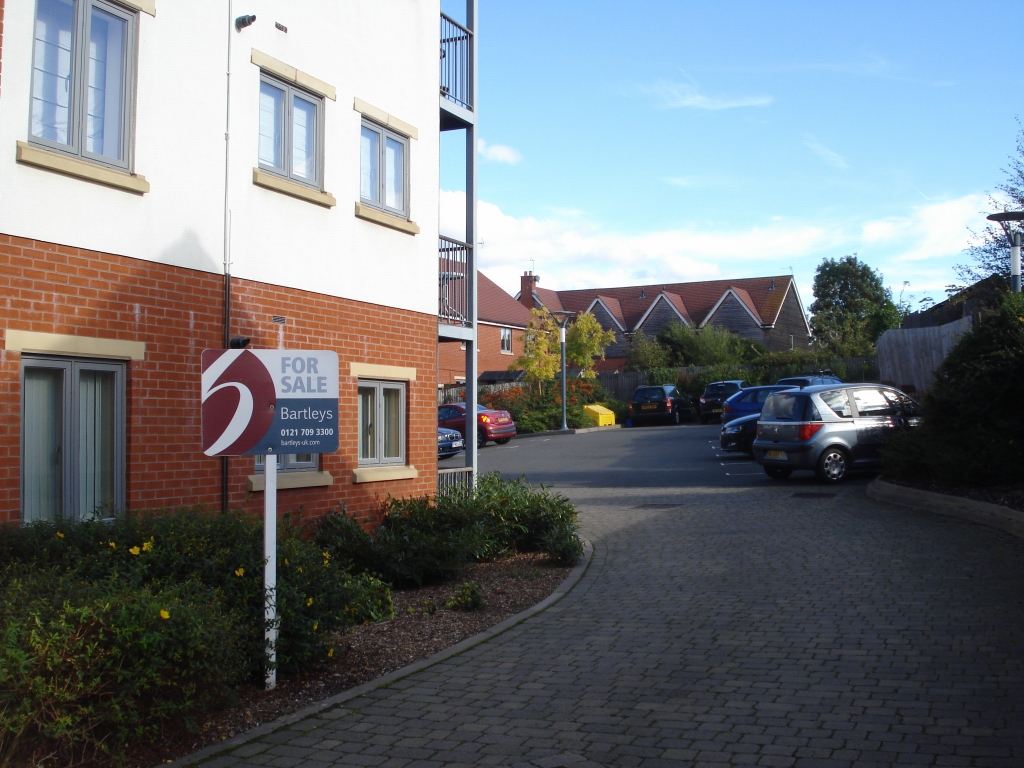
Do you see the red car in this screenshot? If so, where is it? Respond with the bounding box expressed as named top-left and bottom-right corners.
top-left (437, 402), bottom-right (516, 448)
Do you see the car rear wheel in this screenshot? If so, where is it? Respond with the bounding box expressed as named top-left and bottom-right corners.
top-left (477, 431), bottom-right (487, 449)
top-left (495, 437), bottom-right (512, 445)
top-left (672, 409), bottom-right (682, 425)
top-left (816, 447), bottom-right (848, 483)
top-left (764, 466), bottom-right (793, 480)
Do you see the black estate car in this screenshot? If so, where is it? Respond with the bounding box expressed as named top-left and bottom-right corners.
top-left (699, 380), bottom-right (746, 423)
top-left (629, 385), bottom-right (690, 425)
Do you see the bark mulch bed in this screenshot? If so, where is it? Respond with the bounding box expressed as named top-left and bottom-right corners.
top-left (887, 477), bottom-right (1024, 514)
top-left (129, 552), bottom-right (572, 768)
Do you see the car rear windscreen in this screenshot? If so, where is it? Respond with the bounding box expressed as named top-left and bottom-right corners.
top-left (633, 387), bottom-right (666, 400)
top-left (761, 393), bottom-right (821, 421)
top-left (705, 383), bottom-right (738, 396)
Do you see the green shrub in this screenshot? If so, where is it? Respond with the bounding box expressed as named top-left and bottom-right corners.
top-left (882, 292), bottom-right (1024, 486)
top-left (0, 509), bottom-right (393, 678)
top-left (445, 580), bottom-right (483, 611)
top-left (0, 569), bottom-right (246, 765)
top-left (315, 475), bottom-right (585, 588)
top-left (480, 380), bottom-right (618, 433)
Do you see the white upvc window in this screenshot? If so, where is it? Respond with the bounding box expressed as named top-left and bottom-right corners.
top-left (359, 118), bottom-right (409, 218)
top-left (21, 355), bottom-right (126, 523)
top-left (500, 327), bottom-right (513, 353)
top-left (258, 73), bottom-right (324, 188)
top-left (357, 380), bottom-right (406, 466)
top-left (254, 454), bottom-right (319, 473)
top-left (29, 0), bottom-right (137, 169)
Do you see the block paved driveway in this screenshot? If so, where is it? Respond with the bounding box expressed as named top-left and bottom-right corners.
top-left (213, 425), bottom-right (1024, 767)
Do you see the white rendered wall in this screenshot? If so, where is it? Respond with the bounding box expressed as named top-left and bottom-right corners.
top-left (0, 0), bottom-right (440, 317)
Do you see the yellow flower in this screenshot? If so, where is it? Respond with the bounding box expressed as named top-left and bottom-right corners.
top-left (234, 567), bottom-right (245, 577)
top-left (313, 621), bottom-right (318, 631)
top-left (109, 542), bottom-right (117, 550)
top-left (297, 567), bottom-right (303, 574)
top-left (142, 539), bottom-right (153, 552)
top-left (284, 559), bottom-right (289, 565)
top-left (306, 597), bottom-right (314, 607)
top-left (56, 531), bottom-right (64, 539)
top-left (159, 609), bottom-right (170, 620)
top-left (129, 546), bottom-right (141, 556)
top-left (327, 647), bottom-right (334, 658)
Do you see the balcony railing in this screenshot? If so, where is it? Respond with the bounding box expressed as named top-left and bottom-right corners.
top-left (438, 466), bottom-right (474, 497)
top-left (440, 13), bottom-right (472, 111)
top-left (439, 235), bottom-right (470, 326)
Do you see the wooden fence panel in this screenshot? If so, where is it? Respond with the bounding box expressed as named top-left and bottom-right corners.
top-left (876, 316), bottom-right (972, 394)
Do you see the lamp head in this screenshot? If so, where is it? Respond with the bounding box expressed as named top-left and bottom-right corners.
top-left (235, 14), bottom-right (256, 31)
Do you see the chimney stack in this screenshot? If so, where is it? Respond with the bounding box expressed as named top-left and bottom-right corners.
top-left (519, 271), bottom-right (538, 310)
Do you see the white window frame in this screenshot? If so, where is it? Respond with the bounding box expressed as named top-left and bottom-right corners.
top-left (357, 380), bottom-right (407, 467)
top-left (257, 72), bottom-right (325, 189)
top-left (254, 453), bottom-right (319, 474)
top-left (359, 118), bottom-right (410, 218)
top-left (20, 354), bottom-right (126, 523)
top-left (28, 0), bottom-right (138, 171)
top-left (500, 327), bottom-right (513, 354)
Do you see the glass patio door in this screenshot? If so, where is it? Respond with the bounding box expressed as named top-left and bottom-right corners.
top-left (22, 357), bottom-right (125, 522)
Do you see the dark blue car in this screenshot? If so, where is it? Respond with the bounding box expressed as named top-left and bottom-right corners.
top-left (721, 385), bottom-right (796, 424)
top-left (438, 427), bottom-right (465, 459)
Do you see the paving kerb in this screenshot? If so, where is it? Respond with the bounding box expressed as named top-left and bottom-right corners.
top-left (513, 426), bottom-right (622, 440)
top-left (171, 539), bottom-right (594, 768)
top-left (867, 475), bottom-right (1024, 541)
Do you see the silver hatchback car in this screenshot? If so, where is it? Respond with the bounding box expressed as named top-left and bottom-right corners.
top-left (753, 384), bottom-right (920, 483)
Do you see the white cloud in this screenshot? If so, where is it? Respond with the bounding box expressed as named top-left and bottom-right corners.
top-left (860, 195), bottom-right (988, 263)
top-left (477, 139), bottom-right (522, 164)
top-left (638, 80), bottom-right (772, 110)
top-left (804, 135), bottom-right (849, 169)
top-left (440, 190), bottom-right (832, 297)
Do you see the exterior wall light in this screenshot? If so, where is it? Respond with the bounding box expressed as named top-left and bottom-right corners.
top-left (235, 14), bottom-right (256, 31)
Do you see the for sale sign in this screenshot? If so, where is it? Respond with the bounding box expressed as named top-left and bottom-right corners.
top-left (201, 349), bottom-right (339, 456)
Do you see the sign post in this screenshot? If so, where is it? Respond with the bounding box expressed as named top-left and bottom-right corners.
top-left (200, 349), bottom-right (339, 690)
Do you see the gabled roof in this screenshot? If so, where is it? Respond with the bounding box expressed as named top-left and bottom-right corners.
top-left (532, 286), bottom-right (564, 313)
top-left (478, 272), bottom-right (533, 328)
top-left (699, 287), bottom-right (764, 328)
top-left (586, 295), bottom-right (626, 331)
top-left (533, 275), bottom-right (802, 332)
top-left (635, 292), bottom-right (693, 329)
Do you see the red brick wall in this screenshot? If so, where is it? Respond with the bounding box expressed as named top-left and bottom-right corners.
top-left (437, 324), bottom-right (524, 385)
top-left (0, 233), bottom-right (437, 527)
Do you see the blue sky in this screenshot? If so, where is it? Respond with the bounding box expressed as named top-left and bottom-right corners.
top-left (439, 1), bottom-right (1023, 312)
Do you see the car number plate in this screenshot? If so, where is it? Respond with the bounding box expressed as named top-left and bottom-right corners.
top-left (712, 408), bottom-right (723, 413)
top-left (766, 450), bottom-right (787, 460)
top-left (497, 417), bottom-right (508, 423)
top-left (452, 440), bottom-right (464, 448)
top-left (642, 404), bottom-right (657, 410)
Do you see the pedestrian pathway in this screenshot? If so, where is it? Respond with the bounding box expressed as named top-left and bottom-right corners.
top-left (195, 484), bottom-right (1024, 767)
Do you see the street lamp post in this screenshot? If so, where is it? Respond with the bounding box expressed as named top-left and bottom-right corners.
top-left (550, 311), bottom-right (576, 431)
top-left (986, 211), bottom-right (1024, 293)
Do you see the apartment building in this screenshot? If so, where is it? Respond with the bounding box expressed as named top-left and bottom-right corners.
top-left (438, 272), bottom-right (531, 386)
top-left (0, 0), bottom-right (480, 526)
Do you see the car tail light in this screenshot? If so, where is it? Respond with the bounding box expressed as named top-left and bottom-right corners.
top-left (699, 396), bottom-right (706, 404)
top-left (756, 424), bottom-right (763, 438)
top-left (798, 423), bottom-right (824, 441)
top-left (665, 398), bottom-right (672, 408)
top-left (723, 404), bottom-right (733, 414)
top-left (480, 415), bottom-right (491, 423)
top-left (629, 403), bottom-right (635, 412)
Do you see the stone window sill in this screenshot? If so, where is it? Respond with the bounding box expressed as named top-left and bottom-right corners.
top-left (17, 142), bottom-right (149, 194)
top-left (354, 202), bottom-right (419, 235)
top-left (352, 465), bottom-right (419, 484)
top-left (247, 470), bottom-right (334, 492)
top-left (253, 168), bottom-right (336, 207)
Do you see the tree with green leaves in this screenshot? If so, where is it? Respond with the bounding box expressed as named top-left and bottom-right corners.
top-left (624, 330), bottom-right (669, 371)
top-left (656, 321), bottom-right (762, 366)
top-left (809, 254), bottom-right (901, 355)
top-left (565, 312), bottom-right (617, 379)
top-left (953, 121), bottom-right (1024, 290)
top-left (510, 308), bottom-right (560, 384)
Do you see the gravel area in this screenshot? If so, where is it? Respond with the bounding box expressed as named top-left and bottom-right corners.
top-left (125, 552), bottom-right (571, 768)
top-left (888, 476), bottom-right (1024, 513)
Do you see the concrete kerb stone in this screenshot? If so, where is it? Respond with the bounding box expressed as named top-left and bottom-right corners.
top-left (867, 476), bottom-right (1024, 541)
top-left (173, 538), bottom-right (595, 767)
top-left (514, 426), bottom-right (621, 440)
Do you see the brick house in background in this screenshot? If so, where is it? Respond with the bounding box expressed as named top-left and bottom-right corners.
top-left (1, 1), bottom-right (481, 526)
top-left (438, 272), bottom-right (532, 385)
top-left (517, 271), bottom-right (812, 368)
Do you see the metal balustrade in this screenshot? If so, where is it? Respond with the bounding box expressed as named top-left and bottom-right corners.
top-left (437, 466), bottom-right (474, 497)
top-left (439, 235), bottom-right (470, 326)
top-left (440, 13), bottom-right (473, 110)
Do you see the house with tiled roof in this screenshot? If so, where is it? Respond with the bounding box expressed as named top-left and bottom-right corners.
top-left (439, 272), bottom-right (533, 385)
top-left (516, 271), bottom-right (812, 367)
